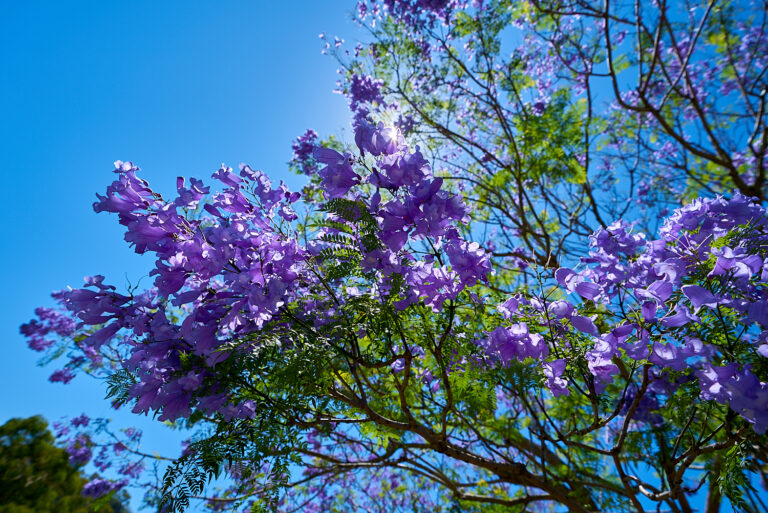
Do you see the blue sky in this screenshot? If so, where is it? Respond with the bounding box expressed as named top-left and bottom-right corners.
top-left (0, 0), bottom-right (361, 503)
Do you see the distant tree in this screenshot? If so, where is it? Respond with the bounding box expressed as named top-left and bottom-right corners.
top-left (0, 416), bottom-right (129, 513)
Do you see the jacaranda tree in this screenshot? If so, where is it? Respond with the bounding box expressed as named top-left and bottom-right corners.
top-left (22, 1), bottom-right (768, 511)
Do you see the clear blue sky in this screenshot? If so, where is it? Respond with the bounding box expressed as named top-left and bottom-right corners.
top-left (0, 0), bottom-right (361, 501)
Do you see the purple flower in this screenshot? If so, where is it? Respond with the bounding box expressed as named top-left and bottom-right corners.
top-left (547, 300), bottom-right (574, 319)
top-left (174, 176), bottom-right (209, 208)
top-left (83, 323), bottom-right (121, 350)
top-left (444, 240), bottom-right (491, 288)
top-left (696, 363), bottom-right (768, 433)
top-left (497, 297), bottom-right (519, 319)
top-left (371, 148), bottom-right (429, 189)
top-left (641, 301), bottom-right (658, 321)
top-left (71, 414), bottom-right (90, 427)
top-left (543, 359), bottom-right (569, 396)
top-left (590, 220), bottom-right (646, 256)
top-left (354, 121), bottom-right (400, 156)
top-left (92, 162), bottom-right (154, 217)
top-left (82, 478), bottom-right (126, 498)
top-left (118, 461), bottom-right (144, 479)
top-left (479, 323), bottom-right (548, 366)
top-left (313, 147), bottom-right (361, 198)
top-left (26, 335), bottom-right (55, 352)
top-left (555, 267), bottom-right (583, 292)
top-left (681, 285), bottom-right (720, 309)
top-left (49, 368), bottom-right (75, 384)
top-left (636, 280), bottom-right (673, 303)
top-left (575, 281), bottom-right (600, 300)
top-left (571, 315), bottom-right (598, 336)
top-left (291, 129), bottom-right (319, 175)
top-left (748, 301), bottom-right (768, 326)
top-left (66, 434), bottom-right (92, 465)
top-left (390, 358), bottom-right (406, 373)
top-left (661, 305), bottom-right (699, 328)
top-left (348, 74), bottom-right (385, 112)
top-left (710, 247), bottom-right (763, 278)
top-left (648, 342), bottom-right (688, 371)
top-left (211, 164), bottom-right (242, 188)
top-left (586, 336), bottom-right (619, 392)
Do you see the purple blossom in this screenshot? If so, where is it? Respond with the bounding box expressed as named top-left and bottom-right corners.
top-left (681, 285), bottom-right (720, 309)
top-left (71, 414), bottom-right (90, 427)
top-left (586, 336), bottom-right (620, 393)
top-left (355, 121), bottom-right (400, 156)
top-left (66, 434), bottom-right (92, 465)
top-left (291, 129), bottom-right (320, 175)
top-left (371, 147), bottom-right (429, 189)
top-left (497, 297), bottom-right (519, 318)
top-left (543, 359), bottom-right (569, 396)
top-left (661, 305), bottom-right (699, 328)
top-left (174, 176), bottom-right (209, 209)
top-left (575, 281), bottom-right (600, 300)
top-left (348, 74), bottom-right (385, 113)
top-left (82, 478), bottom-right (127, 498)
top-left (314, 147), bottom-right (361, 198)
top-left (49, 368), bottom-right (75, 384)
top-left (641, 301), bottom-right (658, 321)
top-left (571, 315), bottom-right (598, 335)
top-left (547, 300), bottom-right (574, 319)
top-left (648, 342), bottom-right (688, 371)
top-left (555, 267), bottom-right (583, 292)
top-left (479, 323), bottom-right (549, 366)
top-left (444, 240), bottom-right (491, 287)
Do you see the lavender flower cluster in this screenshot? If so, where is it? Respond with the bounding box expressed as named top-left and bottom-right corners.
top-left (478, 193), bottom-right (768, 432)
top-left (22, 120), bottom-right (490, 425)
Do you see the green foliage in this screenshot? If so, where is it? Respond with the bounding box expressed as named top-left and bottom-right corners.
top-left (159, 418), bottom-right (299, 513)
top-left (714, 442), bottom-right (754, 510)
top-left (106, 369), bottom-right (137, 409)
top-left (321, 198), bottom-right (379, 238)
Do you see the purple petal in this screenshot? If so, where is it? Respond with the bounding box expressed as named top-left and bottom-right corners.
top-left (648, 342), bottom-right (687, 371)
top-left (661, 305), bottom-right (698, 328)
top-left (747, 301), bottom-right (768, 327)
top-left (575, 281), bottom-right (601, 300)
top-left (498, 297), bottom-right (519, 319)
top-left (571, 315), bottom-right (598, 335)
top-left (641, 301), bottom-right (658, 321)
top-left (555, 267), bottom-right (576, 287)
top-left (682, 285), bottom-right (719, 309)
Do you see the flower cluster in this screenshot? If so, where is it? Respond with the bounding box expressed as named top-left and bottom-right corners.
top-left (22, 120), bottom-right (489, 425)
top-left (54, 414), bottom-right (145, 500)
top-left (310, 121), bottom-right (488, 311)
top-left (82, 477), bottom-right (127, 499)
top-left (477, 193), bottom-right (768, 432)
top-left (357, 0), bottom-right (455, 30)
top-left (20, 307), bottom-right (75, 352)
top-left (290, 129), bottom-right (319, 176)
top-left (348, 73), bottom-right (384, 124)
